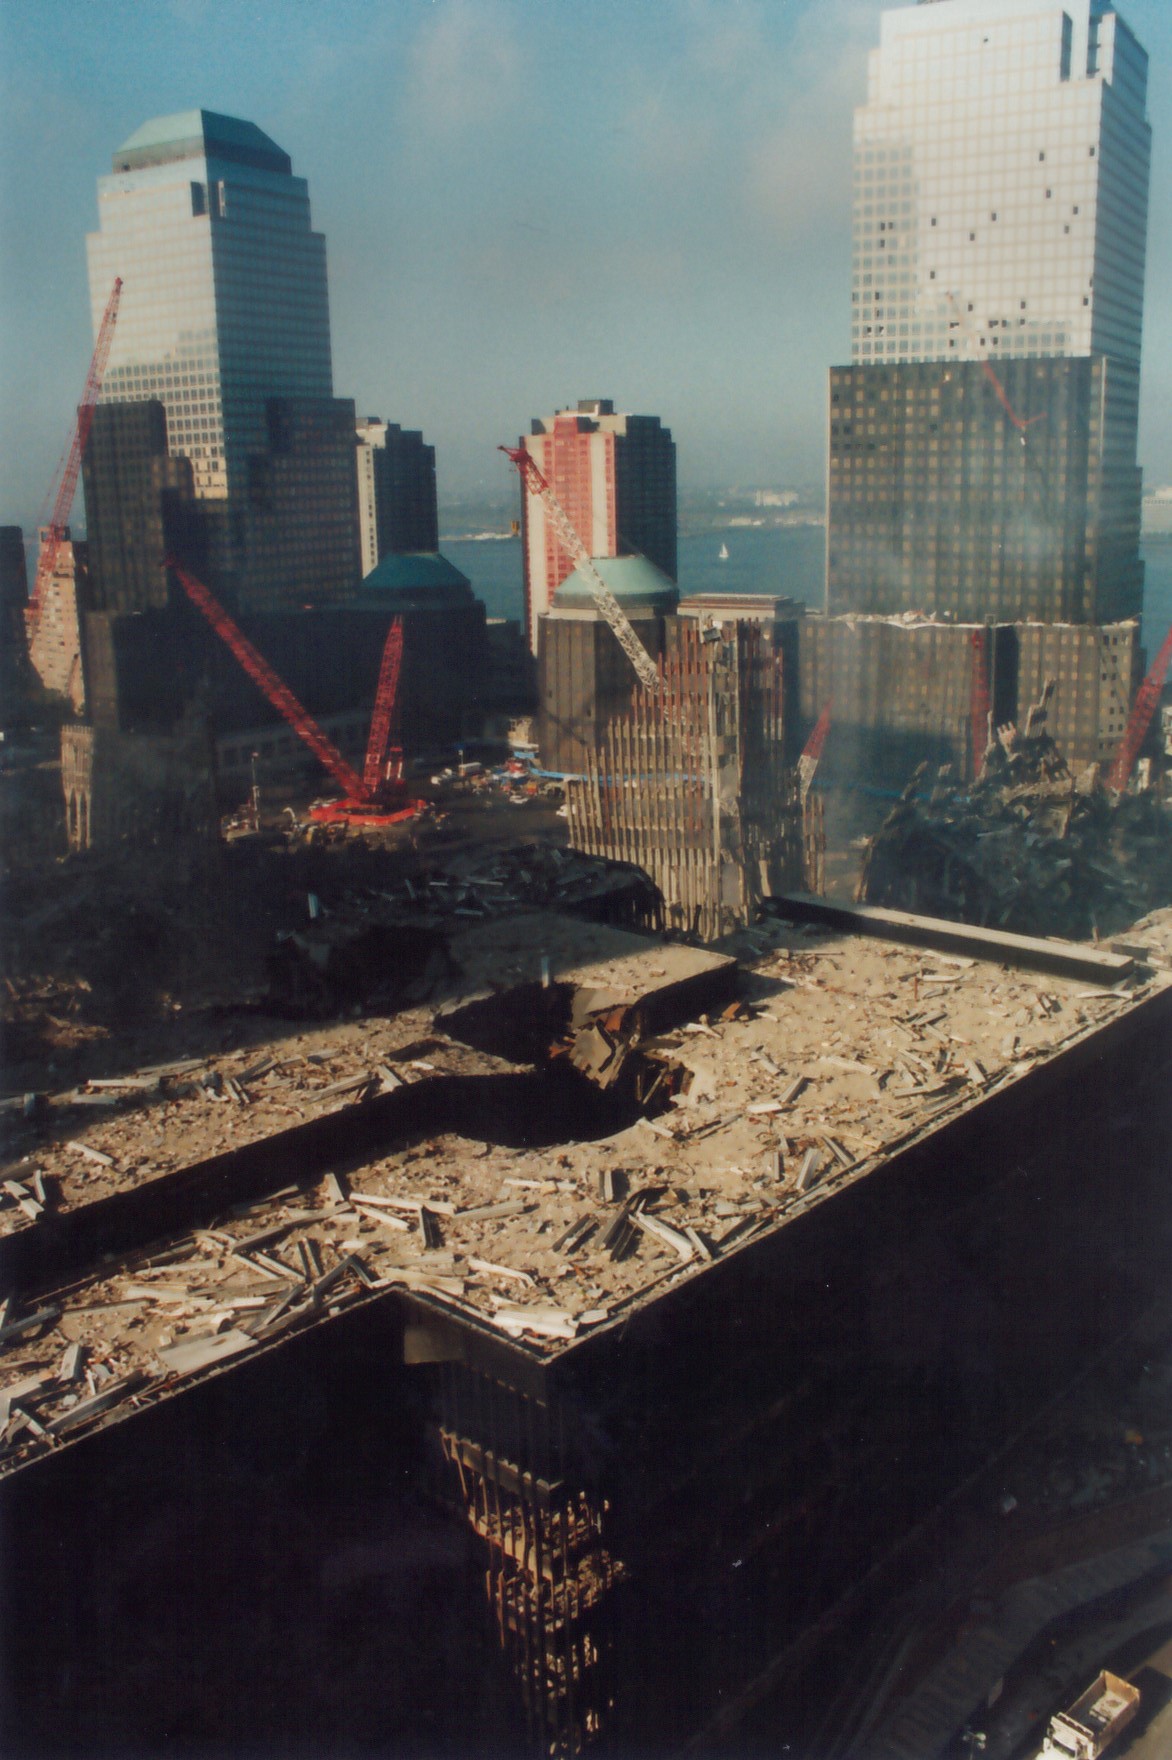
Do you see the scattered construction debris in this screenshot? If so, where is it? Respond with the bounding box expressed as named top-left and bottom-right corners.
top-left (3, 903), bottom-right (1171, 1477)
top-left (857, 691), bottom-right (1172, 940)
top-left (0, 829), bottom-right (661, 1086)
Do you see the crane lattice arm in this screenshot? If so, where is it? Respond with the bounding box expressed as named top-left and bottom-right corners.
top-left (945, 291), bottom-right (1044, 435)
top-left (27, 278), bottom-right (123, 640)
top-left (798, 700), bottom-right (832, 802)
top-left (363, 617), bottom-right (404, 794)
top-left (166, 557), bottom-right (367, 802)
top-left (1107, 623), bottom-right (1172, 795)
top-left (501, 444), bottom-right (661, 691)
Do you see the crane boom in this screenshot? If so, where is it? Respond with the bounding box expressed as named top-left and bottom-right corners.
top-left (1107, 622), bottom-right (1172, 795)
top-left (166, 557), bottom-right (367, 802)
top-left (27, 278), bottom-right (123, 640)
top-left (945, 291), bottom-right (1044, 434)
top-left (501, 444), bottom-right (661, 692)
top-left (798, 700), bottom-right (832, 802)
top-left (363, 616), bottom-right (404, 794)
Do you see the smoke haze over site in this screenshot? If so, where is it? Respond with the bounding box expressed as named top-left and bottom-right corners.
top-left (2, 0), bottom-right (1171, 532)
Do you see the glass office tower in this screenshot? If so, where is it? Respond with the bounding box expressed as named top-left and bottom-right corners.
top-left (851, 0), bottom-right (1150, 372)
top-left (829, 0), bottom-right (1150, 630)
top-left (86, 110), bottom-right (334, 505)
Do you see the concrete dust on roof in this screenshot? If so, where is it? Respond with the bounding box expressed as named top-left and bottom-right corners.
top-left (2, 903), bottom-right (1169, 1473)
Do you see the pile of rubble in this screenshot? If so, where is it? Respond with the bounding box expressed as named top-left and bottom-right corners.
top-left (1, 830), bottom-right (660, 1064)
top-left (400, 843), bottom-right (660, 924)
top-left (264, 846), bottom-right (662, 1017)
top-left (857, 694), bottom-right (1172, 940)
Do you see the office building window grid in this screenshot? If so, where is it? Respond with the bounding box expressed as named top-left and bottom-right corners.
top-left (851, 1), bottom-right (1149, 373)
top-left (88, 121), bottom-right (332, 506)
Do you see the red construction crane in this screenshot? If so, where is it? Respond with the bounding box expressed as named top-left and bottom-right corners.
top-left (26, 278), bottom-right (123, 643)
top-left (166, 557), bottom-right (419, 825)
top-left (500, 444), bottom-right (661, 691)
top-left (945, 291), bottom-right (1045, 436)
top-left (362, 614), bottom-right (405, 796)
top-left (798, 700), bottom-right (833, 802)
top-left (969, 627), bottom-right (991, 781)
top-left (1106, 623), bottom-right (1172, 796)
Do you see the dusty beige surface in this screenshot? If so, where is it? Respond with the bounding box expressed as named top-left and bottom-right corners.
top-left (2, 905), bottom-right (1169, 1470)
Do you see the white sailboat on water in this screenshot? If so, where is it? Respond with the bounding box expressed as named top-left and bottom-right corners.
top-left (718, 541), bottom-right (730, 561)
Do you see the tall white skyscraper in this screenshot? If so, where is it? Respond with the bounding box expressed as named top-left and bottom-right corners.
top-left (824, 0), bottom-right (1153, 771)
top-left (87, 111), bottom-right (334, 504)
top-left (829, 0), bottom-right (1151, 635)
top-left (851, 0), bottom-right (1150, 377)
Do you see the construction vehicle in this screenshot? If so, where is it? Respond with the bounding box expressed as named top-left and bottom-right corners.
top-left (1107, 621), bottom-right (1172, 795)
top-left (500, 444), bottom-right (661, 692)
top-left (164, 557), bottom-right (420, 826)
top-left (1037, 1671), bottom-right (1139, 1760)
top-left (26, 278), bottom-right (122, 645)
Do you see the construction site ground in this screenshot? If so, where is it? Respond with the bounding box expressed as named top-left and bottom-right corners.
top-left (0, 760), bottom-right (566, 1083)
top-left (6, 744), bottom-right (1172, 1755)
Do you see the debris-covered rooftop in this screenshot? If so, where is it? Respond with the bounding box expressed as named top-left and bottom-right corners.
top-left (3, 895), bottom-right (1171, 1475)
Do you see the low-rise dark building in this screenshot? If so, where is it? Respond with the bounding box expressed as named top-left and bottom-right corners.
top-left (536, 556), bottom-right (677, 775)
top-left (82, 401), bottom-right (205, 614)
top-left (83, 549), bottom-right (487, 772)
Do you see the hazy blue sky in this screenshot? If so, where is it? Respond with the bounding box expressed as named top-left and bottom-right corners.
top-left (2, 0), bottom-right (1170, 530)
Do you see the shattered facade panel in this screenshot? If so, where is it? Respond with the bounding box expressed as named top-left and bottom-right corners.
top-left (566, 622), bottom-right (811, 940)
top-left (1015, 620), bottom-right (1141, 769)
top-left (27, 537), bottom-right (87, 712)
top-left (799, 614), bottom-right (981, 781)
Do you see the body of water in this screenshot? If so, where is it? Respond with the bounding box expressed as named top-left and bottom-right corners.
top-left (441, 526), bottom-right (826, 625)
top-left (443, 526), bottom-right (1172, 657)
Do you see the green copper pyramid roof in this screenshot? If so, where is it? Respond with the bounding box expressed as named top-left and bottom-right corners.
top-left (554, 554), bottom-right (678, 611)
top-left (113, 111), bottom-right (292, 176)
top-left (358, 551), bottom-right (473, 608)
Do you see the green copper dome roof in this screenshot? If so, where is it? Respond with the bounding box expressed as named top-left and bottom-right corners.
top-left (553, 554), bottom-right (678, 611)
top-left (358, 551), bottom-right (473, 608)
top-left (113, 111), bottom-right (292, 176)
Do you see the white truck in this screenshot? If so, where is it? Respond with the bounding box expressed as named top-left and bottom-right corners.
top-left (1039, 1671), bottom-right (1139, 1760)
